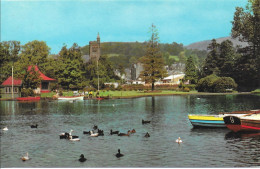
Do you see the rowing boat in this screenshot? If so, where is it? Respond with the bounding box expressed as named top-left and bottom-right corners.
top-left (188, 110), bottom-right (259, 128)
top-left (58, 96), bottom-right (84, 100)
top-left (223, 111), bottom-right (260, 132)
top-left (17, 96), bottom-right (41, 101)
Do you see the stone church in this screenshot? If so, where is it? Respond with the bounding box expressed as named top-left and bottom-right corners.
top-left (89, 33), bottom-right (101, 61)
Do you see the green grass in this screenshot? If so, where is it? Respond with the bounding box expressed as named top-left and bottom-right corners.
top-left (40, 90), bottom-right (199, 98)
top-left (251, 89), bottom-right (260, 93)
top-left (169, 55), bottom-right (179, 61)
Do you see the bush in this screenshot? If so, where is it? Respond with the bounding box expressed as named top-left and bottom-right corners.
top-left (196, 74), bottom-right (237, 93)
top-left (183, 84), bottom-right (196, 91)
top-left (21, 88), bottom-right (35, 97)
top-left (212, 77), bottom-right (237, 92)
top-left (196, 74), bottom-right (219, 92)
top-left (183, 87), bottom-right (190, 92)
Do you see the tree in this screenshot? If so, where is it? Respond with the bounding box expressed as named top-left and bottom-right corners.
top-left (184, 55), bottom-right (198, 84)
top-left (218, 40), bottom-right (236, 77)
top-left (56, 44), bottom-right (85, 89)
top-left (202, 39), bottom-right (220, 76)
top-left (139, 24), bottom-right (167, 90)
top-left (19, 40), bottom-right (50, 71)
top-left (231, 0), bottom-right (260, 90)
top-left (0, 41), bottom-right (21, 83)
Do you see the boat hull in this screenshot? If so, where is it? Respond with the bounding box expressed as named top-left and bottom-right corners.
top-left (17, 96), bottom-right (41, 101)
top-left (224, 115), bottom-right (260, 132)
top-left (188, 115), bottom-right (225, 128)
top-left (58, 96), bottom-right (84, 100)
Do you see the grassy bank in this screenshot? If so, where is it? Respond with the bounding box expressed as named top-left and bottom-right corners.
top-left (40, 90), bottom-right (199, 98)
top-left (40, 90), bottom-right (252, 99)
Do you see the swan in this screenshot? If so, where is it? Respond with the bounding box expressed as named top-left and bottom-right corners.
top-left (2, 127), bottom-right (8, 131)
top-left (176, 137), bottom-right (183, 143)
top-left (21, 152), bottom-right (29, 161)
top-left (78, 154), bottom-right (87, 162)
top-left (144, 132), bottom-right (150, 137)
top-left (115, 149), bottom-right (124, 158)
top-left (90, 130), bottom-right (99, 137)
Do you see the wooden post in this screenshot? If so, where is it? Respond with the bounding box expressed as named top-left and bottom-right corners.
top-left (12, 66), bottom-right (14, 99)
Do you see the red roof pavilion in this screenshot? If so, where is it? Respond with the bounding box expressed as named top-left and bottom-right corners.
top-left (1, 76), bottom-right (22, 86)
top-left (28, 65), bottom-right (55, 81)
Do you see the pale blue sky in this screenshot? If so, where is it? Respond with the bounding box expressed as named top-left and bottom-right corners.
top-left (2, 0), bottom-right (247, 54)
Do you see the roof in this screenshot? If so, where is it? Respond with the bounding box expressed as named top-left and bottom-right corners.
top-left (1, 76), bottom-right (22, 86)
top-left (28, 65), bottom-right (56, 81)
top-left (163, 74), bottom-right (185, 80)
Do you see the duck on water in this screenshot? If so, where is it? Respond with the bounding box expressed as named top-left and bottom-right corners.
top-left (115, 149), bottom-right (124, 158)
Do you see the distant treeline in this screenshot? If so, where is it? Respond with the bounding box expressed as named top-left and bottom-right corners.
top-left (81, 42), bottom-right (207, 70)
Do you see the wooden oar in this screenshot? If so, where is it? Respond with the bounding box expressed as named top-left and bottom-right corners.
top-left (242, 110), bottom-right (260, 117)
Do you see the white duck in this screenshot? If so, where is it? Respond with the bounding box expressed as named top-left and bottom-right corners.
top-left (176, 137), bottom-right (183, 144)
top-left (21, 152), bottom-right (29, 161)
top-left (90, 130), bottom-right (99, 137)
top-left (2, 127), bottom-right (8, 131)
top-left (69, 135), bottom-right (80, 141)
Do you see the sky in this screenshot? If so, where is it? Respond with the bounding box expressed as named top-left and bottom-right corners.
top-left (2, 0), bottom-right (247, 54)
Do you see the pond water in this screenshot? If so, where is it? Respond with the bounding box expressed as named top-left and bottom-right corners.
top-left (0, 94), bottom-right (259, 167)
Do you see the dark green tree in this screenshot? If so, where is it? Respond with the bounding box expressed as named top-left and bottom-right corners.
top-left (0, 41), bottom-right (21, 83)
top-left (139, 24), bottom-right (167, 90)
top-left (218, 40), bottom-right (236, 77)
top-left (202, 39), bottom-right (220, 76)
top-left (56, 44), bottom-right (85, 89)
top-left (231, 0), bottom-right (260, 90)
top-left (184, 55), bottom-right (198, 84)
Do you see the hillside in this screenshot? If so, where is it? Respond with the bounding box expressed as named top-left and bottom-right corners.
top-left (185, 36), bottom-right (248, 51)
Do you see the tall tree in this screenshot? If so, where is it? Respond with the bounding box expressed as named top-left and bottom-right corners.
top-left (56, 44), bottom-right (85, 89)
top-left (218, 40), bottom-right (237, 77)
top-left (231, 0), bottom-right (260, 90)
top-left (202, 39), bottom-right (220, 77)
top-left (139, 24), bottom-right (167, 90)
top-left (184, 55), bottom-right (198, 84)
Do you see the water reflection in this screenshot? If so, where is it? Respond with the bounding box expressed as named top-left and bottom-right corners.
top-left (1, 94), bottom-right (260, 168)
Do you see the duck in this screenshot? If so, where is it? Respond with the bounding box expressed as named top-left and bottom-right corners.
top-left (98, 129), bottom-right (104, 136)
top-left (110, 129), bottom-right (119, 135)
top-left (78, 154), bottom-right (87, 162)
top-left (144, 132), bottom-right (150, 137)
top-left (21, 152), bottom-right (29, 161)
top-left (83, 131), bottom-right (91, 135)
top-left (118, 130), bottom-right (130, 136)
top-left (90, 130), bottom-right (99, 137)
top-left (30, 124), bottom-right (38, 128)
top-left (2, 127), bottom-right (8, 131)
top-left (115, 149), bottom-right (124, 158)
top-left (142, 119), bottom-right (151, 124)
top-left (59, 132), bottom-right (70, 139)
top-left (93, 125), bottom-right (98, 130)
top-left (69, 135), bottom-right (80, 141)
top-left (130, 129), bottom-right (136, 133)
top-left (176, 137), bottom-right (183, 143)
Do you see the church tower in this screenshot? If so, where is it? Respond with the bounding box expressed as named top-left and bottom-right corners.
top-left (89, 33), bottom-right (101, 61)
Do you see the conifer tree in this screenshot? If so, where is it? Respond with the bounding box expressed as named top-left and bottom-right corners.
top-left (139, 24), bottom-right (167, 90)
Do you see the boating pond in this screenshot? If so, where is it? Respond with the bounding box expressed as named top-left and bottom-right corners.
top-left (0, 94), bottom-right (260, 167)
